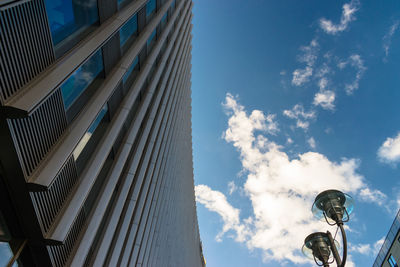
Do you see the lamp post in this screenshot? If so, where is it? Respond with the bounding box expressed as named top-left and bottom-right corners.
top-left (302, 190), bottom-right (354, 267)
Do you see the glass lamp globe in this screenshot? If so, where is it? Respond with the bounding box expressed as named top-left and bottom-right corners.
top-left (311, 189), bottom-right (354, 223)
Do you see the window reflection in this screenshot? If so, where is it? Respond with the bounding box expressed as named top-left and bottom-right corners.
top-left (120, 14), bottom-right (138, 51)
top-left (160, 13), bottom-right (168, 31)
top-left (0, 242), bottom-right (13, 266)
top-left (146, 0), bottom-right (156, 19)
top-left (45, 0), bottom-right (99, 55)
top-left (73, 105), bottom-right (108, 160)
top-left (61, 50), bottom-right (103, 110)
top-left (147, 29), bottom-right (157, 53)
top-left (123, 57), bottom-right (139, 85)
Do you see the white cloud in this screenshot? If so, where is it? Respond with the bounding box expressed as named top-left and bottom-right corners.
top-left (359, 188), bottom-right (387, 206)
top-left (283, 104), bottom-right (316, 130)
top-left (292, 67), bottom-right (313, 86)
top-left (196, 94), bottom-right (385, 264)
top-left (339, 54), bottom-right (366, 94)
top-left (195, 184), bottom-right (248, 242)
top-left (223, 93), bottom-right (279, 136)
top-left (383, 21), bottom-right (400, 60)
top-left (307, 137), bottom-right (316, 149)
top-left (287, 137), bottom-right (293, 144)
top-left (228, 181), bottom-right (237, 195)
top-left (319, 0), bottom-right (360, 35)
top-left (313, 89), bottom-right (335, 110)
top-left (350, 237), bottom-right (385, 257)
top-left (292, 40), bottom-right (319, 86)
top-left (378, 132), bottom-right (400, 164)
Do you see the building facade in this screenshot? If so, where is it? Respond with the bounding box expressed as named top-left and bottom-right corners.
top-left (374, 210), bottom-right (400, 267)
top-left (0, 0), bottom-right (204, 266)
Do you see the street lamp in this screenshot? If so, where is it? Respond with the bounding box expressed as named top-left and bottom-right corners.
top-left (302, 190), bottom-right (354, 267)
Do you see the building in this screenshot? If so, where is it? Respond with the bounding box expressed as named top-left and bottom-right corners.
top-left (374, 210), bottom-right (400, 267)
top-left (0, 0), bottom-right (204, 266)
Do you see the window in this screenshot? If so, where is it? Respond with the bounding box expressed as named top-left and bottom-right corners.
top-left (160, 13), bottom-right (168, 32)
top-left (389, 255), bottom-right (399, 267)
top-left (122, 56), bottom-right (139, 86)
top-left (147, 29), bottom-right (157, 53)
top-left (61, 50), bottom-right (104, 114)
top-left (73, 105), bottom-right (108, 161)
top-left (44, 0), bottom-right (99, 56)
top-left (120, 14), bottom-right (138, 51)
top-left (146, 0), bottom-right (156, 19)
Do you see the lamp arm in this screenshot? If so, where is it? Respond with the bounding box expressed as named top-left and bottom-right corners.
top-left (326, 231), bottom-right (341, 266)
top-left (338, 223), bottom-right (347, 267)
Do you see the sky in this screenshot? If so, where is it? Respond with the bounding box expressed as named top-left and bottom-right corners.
top-left (191, 0), bottom-right (400, 266)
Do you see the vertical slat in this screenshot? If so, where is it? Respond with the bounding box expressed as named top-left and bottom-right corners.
top-left (0, 0), bottom-right (55, 103)
top-left (30, 157), bottom-right (79, 233)
top-left (8, 90), bottom-right (67, 178)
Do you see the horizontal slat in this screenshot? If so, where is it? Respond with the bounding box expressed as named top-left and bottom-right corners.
top-left (91, 22), bottom-right (192, 267)
top-left (44, 1), bottom-right (192, 243)
top-left (106, 32), bottom-right (191, 267)
top-left (3, 0), bottom-right (175, 116)
top-left (27, 0), bottom-right (190, 189)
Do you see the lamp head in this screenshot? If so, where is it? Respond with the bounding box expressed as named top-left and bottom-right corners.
top-left (312, 189), bottom-right (354, 224)
top-left (302, 232), bottom-right (331, 264)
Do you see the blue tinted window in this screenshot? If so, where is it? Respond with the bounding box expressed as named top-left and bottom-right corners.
top-left (123, 57), bottom-right (139, 84)
top-left (147, 29), bottom-right (157, 50)
top-left (160, 13), bottom-right (168, 30)
top-left (61, 50), bottom-right (103, 110)
top-left (0, 242), bottom-right (13, 267)
top-left (389, 255), bottom-right (399, 267)
top-left (120, 14), bottom-right (138, 48)
top-left (146, 0), bottom-right (156, 17)
top-left (73, 105), bottom-right (108, 160)
top-left (45, 0), bottom-right (98, 47)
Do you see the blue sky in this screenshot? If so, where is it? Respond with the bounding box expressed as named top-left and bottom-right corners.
top-left (191, 1), bottom-right (400, 266)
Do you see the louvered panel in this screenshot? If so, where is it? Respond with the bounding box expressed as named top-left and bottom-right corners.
top-left (8, 89), bottom-right (67, 178)
top-left (48, 209), bottom-right (87, 267)
top-left (0, 0), bottom-right (55, 103)
top-left (30, 157), bottom-right (78, 233)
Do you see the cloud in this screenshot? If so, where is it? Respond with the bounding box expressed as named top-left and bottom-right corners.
top-left (383, 21), bottom-right (400, 60)
top-left (319, 0), bottom-right (360, 35)
top-left (307, 137), bottom-right (316, 149)
top-left (339, 54), bottom-right (366, 94)
top-left (283, 104), bottom-right (316, 130)
top-left (228, 181), bottom-right (237, 195)
top-left (377, 132), bottom-right (400, 164)
top-left (196, 94), bottom-right (386, 264)
top-left (350, 237), bottom-right (385, 257)
top-left (359, 188), bottom-right (387, 206)
top-left (223, 93), bottom-right (279, 136)
top-left (292, 40), bottom-right (319, 86)
top-left (195, 184), bottom-right (249, 242)
top-left (313, 89), bottom-right (335, 110)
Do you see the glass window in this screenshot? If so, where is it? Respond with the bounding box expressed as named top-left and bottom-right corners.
top-left (61, 50), bottom-right (104, 110)
top-left (73, 105), bottom-right (108, 160)
top-left (146, 0), bottom-right (156, 18)
top-left (123, 57), bottom-right (139, 85)
top-left (45, 0), bottom-right (99, 54)
top-left (120, 14), bottom-right (138, 50)
top-left (160, 13), bottom-right (168, 31)
top-left (0, 242), bottom-right (13, 266)
top-left (147, 29), bottom-right (157, 52)
top-left (389, 255), bottom-right (399, 267)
